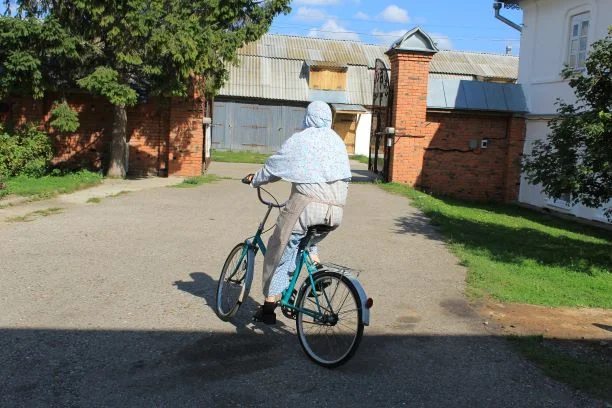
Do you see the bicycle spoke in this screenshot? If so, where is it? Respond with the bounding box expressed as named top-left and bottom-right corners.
top-left (296, 273), bottom-right (364, 367)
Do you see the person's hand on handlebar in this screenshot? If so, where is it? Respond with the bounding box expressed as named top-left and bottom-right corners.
top-left (242, 174), bottom-right (254, 185)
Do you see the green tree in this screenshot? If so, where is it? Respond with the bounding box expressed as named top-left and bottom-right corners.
top-left (523, 28), bottom-right (612, 219)
top-left (1, 0), bottom-right (291, 177)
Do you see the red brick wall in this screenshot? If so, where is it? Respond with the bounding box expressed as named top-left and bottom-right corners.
top-left (387, 51), bottom-right (433, 185)
top-left (168, 96), bottom-right (204, 177)
top-left (388, 49), bottom-right (526, 203)
top-left (419, 112), bottom-right (522, 202)
top-left (0, 94), bottom-right (204, 177)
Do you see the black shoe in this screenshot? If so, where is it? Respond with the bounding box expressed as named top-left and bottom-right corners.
top-left (253, 301), bottom-right (277, 325)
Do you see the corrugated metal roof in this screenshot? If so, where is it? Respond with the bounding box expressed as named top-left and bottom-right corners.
top-left (219, 56), bottom-right (374, 105)
top-left (238, 34), bottom-right (388, 68)
top-left (237, 34), bottom-right (518, 80)
top-left (429, 73), bottom-right (476, 81)
top-left (221, 56), bottom-right (309, 101)
top-left (430, 51), bottom-right (518, 80)
top-left (220, 34), bottom-right (523, 111)
top-left (427, 79), bottom-right (527, 112)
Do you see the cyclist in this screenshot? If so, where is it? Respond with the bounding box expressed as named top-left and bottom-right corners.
top-left (244, 101), bottom-right (352, 324)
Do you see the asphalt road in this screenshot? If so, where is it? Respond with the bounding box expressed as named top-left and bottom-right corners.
top-left (0, 163), bottom-right (601, 407)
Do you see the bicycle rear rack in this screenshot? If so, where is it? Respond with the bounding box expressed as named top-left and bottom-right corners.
top-left (318, 262), bottom-right (361, 278)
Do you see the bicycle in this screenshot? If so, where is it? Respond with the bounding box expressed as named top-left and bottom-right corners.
top-left (215, 179), bottom-right (373, 368)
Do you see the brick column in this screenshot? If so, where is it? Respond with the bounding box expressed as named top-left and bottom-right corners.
top-left (387, 51), bottom-right (435, 185)
top-left (168, 96), bottom-right (203, 177)
top-left (503, 116), bottom-right (526, 202)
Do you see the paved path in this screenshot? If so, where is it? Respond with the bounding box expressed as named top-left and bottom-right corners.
top-left (0, 162), bottom-right (599, 407)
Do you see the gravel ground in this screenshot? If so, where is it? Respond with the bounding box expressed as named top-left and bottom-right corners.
top-left (0, 163), bottom-right (602, 407)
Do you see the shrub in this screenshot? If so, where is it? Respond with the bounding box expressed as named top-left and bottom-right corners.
top-left (0, 124), bottom-right (53, 178)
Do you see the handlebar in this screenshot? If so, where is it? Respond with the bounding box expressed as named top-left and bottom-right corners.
top-left (257, 188), bottom-right (285, 208)
top-left (242, 174), bottom-right (285, 208)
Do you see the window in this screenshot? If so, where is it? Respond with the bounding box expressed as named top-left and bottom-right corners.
top-left (568, 13), bottom-right (590, 69)
top-left (308, 68), bottom-right (347, 91)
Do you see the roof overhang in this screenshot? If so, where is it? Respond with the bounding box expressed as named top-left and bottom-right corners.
top-left (306, 60), bottom-right (348, 71)
top-left (331, 104), bottom-right (368, 114)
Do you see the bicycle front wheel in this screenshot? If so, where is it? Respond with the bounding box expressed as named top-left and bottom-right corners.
top-left (295, 272), bottom-right (364, 368)
top-left (216, 243), bottom-right (249, 321)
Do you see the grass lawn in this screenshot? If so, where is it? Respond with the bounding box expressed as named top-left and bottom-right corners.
top-left (380, 183), bottom-right (612, 309)
top-left (508, 336), bottom-right (612, 402)
top-left (173, 174), bottom-right (223, 188)
top-left (212, 149), bottom-right (270, 164)
top-left (3, 171), bottom-right (103, 200)
top-left (350, 155), bottom-right (369, 165)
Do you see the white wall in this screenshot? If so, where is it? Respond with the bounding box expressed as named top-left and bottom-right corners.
top-left (518, 0), bottom-right (611, 223)
top-left (354, 113), bottom-right (372, 156)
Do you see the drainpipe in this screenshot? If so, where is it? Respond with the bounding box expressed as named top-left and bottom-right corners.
top-left (494, 2), bottom-right (522, 32)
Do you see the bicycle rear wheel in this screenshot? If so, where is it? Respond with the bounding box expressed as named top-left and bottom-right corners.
top-left (295, 272), bottom-right (364, 368)
top-left (216, 243), bottom-right (249, 321)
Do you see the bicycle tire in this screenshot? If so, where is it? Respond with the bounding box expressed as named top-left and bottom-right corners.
top-left (295, 271), bottom-right (364, 368)
top-left (216, 243), bottom-right (250, 321)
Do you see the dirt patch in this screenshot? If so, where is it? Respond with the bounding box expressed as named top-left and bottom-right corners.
top-left (481, 301), bottom-right (612, 340)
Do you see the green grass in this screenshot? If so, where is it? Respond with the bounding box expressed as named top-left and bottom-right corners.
top-left (380, 183), bottom-right (612, 309)
top-left (6, 207), bottom-right (64, 222)
top-left (212, 149), bottom-right (271, 164)
top-left (3, 171), bottom-right (103, 199)
top-left (173, 174), bottom-right (222, 188)
top-left (508, 336), bottom-right (612, 402)
top-left (87, 197), bottom-right (102, 204)
top-left (350, 155), bottom-right (369, 164)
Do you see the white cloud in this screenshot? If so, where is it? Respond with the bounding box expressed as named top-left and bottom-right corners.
top-left (354, 11), bottom-right (370, 20)
top-left (294, 0), bottom-right (340, 5)
top-left (430, 32), bottom-right (454, 50)
top-left (308, 19), bottom-right (360, 42)
top-left (295, 7), bottom-right (327, 22)
top-left (379, 5), bottom-right (410, 23)
top-left (371, 29), bottom-right (408, 45)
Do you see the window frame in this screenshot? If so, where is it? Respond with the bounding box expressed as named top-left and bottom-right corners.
top-left (567, 12), bottom-right (590, 70)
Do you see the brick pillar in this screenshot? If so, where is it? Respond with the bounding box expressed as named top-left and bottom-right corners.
top-left (168, 96), bottom-right (203, 177)
top-left (503, 116), bottom-right (526, 202)
top-left (387, 50), bottom-right (435, 185)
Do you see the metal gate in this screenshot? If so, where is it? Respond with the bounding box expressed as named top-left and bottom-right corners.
top-left (212, 100), bottom-right (306, 153)
top-left (368, 59), bottom-right (393, 180)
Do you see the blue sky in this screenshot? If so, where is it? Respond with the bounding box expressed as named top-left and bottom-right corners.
top-left (2, 1), bottom-right (523, 55)
top-left (271, 0), bottom-right (523, 55)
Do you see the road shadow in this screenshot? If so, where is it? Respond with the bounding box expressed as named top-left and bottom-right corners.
top-left (350, 169), bottom-right (380, 183)
top-left (173, 272), bottom-right (293, 336)
top-left (594, 323), bottom-right (612, 333)
top-left (1, 328), bottom-right (609, 407)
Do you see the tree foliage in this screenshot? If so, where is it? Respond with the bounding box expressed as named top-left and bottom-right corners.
top-left (1, 0), bottom-right (291, 176)
top-left (523, 28), bottom-right (612, 219)
top-left (1, 0), bottom-right (291, 99)
top-left (50, 100), bottom-right (80, 133)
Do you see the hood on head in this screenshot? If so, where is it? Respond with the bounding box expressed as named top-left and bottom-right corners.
top-left (303, 101), bottom-right (332, 129)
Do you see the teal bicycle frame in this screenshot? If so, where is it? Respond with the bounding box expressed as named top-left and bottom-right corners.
top-left (229, 189), bottom-right (327, 321)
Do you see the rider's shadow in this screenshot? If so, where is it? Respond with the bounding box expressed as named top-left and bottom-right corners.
top-left (173, 272), bottom-right (292, 336)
